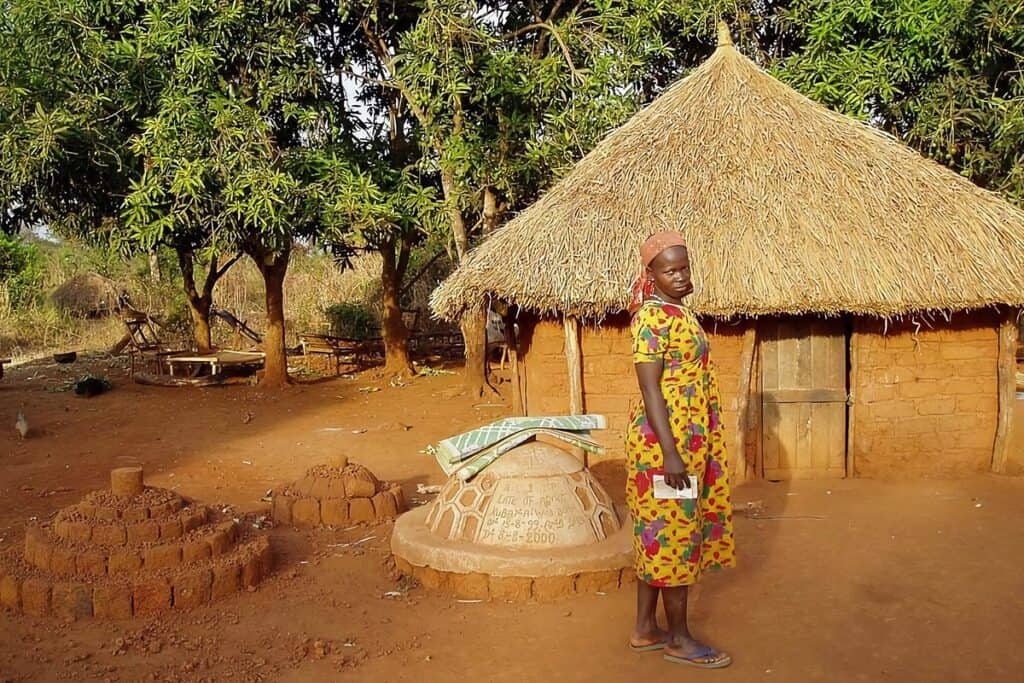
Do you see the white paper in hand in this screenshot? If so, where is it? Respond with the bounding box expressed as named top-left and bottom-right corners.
top-left (652, 474), bottom-right (699, 500)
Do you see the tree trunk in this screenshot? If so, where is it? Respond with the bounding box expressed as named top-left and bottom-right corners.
top-left (176, 248), bottom-right (213, 352)
top-left (251, 248), bottom-right (291, 388)
top-left (460, 304), bottom-right (488, 396)
top-left (441, 167), bottom-right (488, 395)
top-left (380, 237), bottom-right (414, 378)
top-left (174, 247), bottom-right (242, 353)
top-left (187, 296), bottom-right (213, 353)
top-left (441, 167), bottom-right (470, 260)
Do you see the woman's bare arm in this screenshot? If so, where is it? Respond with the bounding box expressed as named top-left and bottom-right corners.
top-left (635, 361), bottom-right (690, 490)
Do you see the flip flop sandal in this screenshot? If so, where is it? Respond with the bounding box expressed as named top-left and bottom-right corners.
top-left (629, 641), bottom-right (667, 653)
top-left (663, 645), bottom-right (732, 669)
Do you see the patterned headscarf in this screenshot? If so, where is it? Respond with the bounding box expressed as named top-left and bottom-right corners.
top-left (628, 230), bottom-right (688, 315)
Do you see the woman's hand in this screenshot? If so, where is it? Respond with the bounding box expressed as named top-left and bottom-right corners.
top-left (663, 453), bottom-right (691, 491)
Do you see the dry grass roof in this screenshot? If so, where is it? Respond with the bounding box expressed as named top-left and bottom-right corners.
top-left (50, 272), bottom-right (122, 316)
top-left (432, 25), bottom-right (1024, 321)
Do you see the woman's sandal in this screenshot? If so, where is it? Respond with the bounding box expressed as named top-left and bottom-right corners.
top-left (628, 640), bottom-right (667, 653)
top-left (663, 645), bottom-right (732, 668)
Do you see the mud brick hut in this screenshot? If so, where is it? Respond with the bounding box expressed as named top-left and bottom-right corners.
top-left (431, 24), bottom-right (1024, 482)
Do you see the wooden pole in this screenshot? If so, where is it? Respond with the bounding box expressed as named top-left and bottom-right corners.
top-left (564, 316), bottom-right (584, 415)
top-left (992, 310), bottom-right (1017, 474)
top-left (510, 348), bottom-right (524, 415)
top-left (109, 331), bottom-right (132, 356)
top-left (730, 321), bottom-right (758, 485)
top-left (846, 321), bottom-right (860, 478)
top-left (563, 315), bottom-right (586, 466)
top-left (746, 341), bottom-right (761, 481)
top-left (505, 313), bottom-right (524, 415)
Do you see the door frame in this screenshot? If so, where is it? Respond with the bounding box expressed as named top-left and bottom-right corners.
top-left (755, 315), bottom-right (852, 479)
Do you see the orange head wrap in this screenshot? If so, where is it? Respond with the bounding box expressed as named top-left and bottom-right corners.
top-left (628, 230), bottom-right (687, 315)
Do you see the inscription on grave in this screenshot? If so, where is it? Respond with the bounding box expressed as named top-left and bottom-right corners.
top-left (476, 479), bottom-right (594, 548)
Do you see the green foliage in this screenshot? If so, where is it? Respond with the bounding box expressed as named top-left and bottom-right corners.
top-left (324, 302), bottom-right (378, 340)
top-left (119, 0), bottom-right (332, 259)
top-left (394, 0), bottom-right (660, 218)
top-left (383, 0), bottom-right (756, 253)
top-left (776, 0), bottom-right (1024, 205)
top-left (0, 0), bottom-right (155, 236)
top-left (0, 233), bottom-right (43, 306)
top-left (315, 156), bottom-right (442, 254)
top-left (4, 0), bottom-right (1023, 370)
top-left (0, 233), bottom-right (34, 279)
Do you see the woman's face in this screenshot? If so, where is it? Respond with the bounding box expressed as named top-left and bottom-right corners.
top-left (646, 246), bottom-right (693, 300)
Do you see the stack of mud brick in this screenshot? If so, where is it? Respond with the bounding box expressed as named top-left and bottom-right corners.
top-left (0, 467), bottom-right (272, 620)
top-left (271, 455), bottom-right (406, 528)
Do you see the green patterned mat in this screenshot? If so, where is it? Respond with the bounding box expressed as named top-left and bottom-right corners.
top-left (434, 414), bottom-right (607, 465)
top-left (451, 428), bottom-right (604, 481)
top-left (428, 414), bottom-right (608, 480)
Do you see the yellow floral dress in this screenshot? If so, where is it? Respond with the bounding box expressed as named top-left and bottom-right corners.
top-left (625, 300), bottom-right (736, 587)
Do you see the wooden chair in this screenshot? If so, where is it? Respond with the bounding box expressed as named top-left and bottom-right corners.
top-left (122, 314), bottom-right (187, 376)
top-left (211, 306), bottom-right (263, 348)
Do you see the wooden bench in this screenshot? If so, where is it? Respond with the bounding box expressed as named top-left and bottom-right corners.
top-left (299, 334), bottom-right (384, 373)
top-left (164, 350), bottom-right (265, 377)
top-left (409, 333), bottom-right (465, 359)
top-left (299, 331), bottom-right (470, 373)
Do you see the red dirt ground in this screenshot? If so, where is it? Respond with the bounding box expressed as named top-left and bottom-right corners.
top-left (1, 355), bottom-right (1023, 682)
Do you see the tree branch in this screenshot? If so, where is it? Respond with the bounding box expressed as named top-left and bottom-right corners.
top-left (203, 252), bottom-right (242, 296)
top-left (501, 21), bottom-right (580, 81)
top-left (400, 248), bottom-right (446, 299)
top-left (502, 22), bottom-right (548, 40)
top-left (546, 0), bottom-right (567, 22)
top-left (214, 253), bottom-right (242, 281)
top-left (357, 16), bottom-right (434, 137)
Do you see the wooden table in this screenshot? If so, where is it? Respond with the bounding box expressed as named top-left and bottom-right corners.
top-left (164, 351), bottom-right (265, 376)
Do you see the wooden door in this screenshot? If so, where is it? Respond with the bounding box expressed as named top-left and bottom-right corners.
top-left (760, 318), bottom-right (847, 479)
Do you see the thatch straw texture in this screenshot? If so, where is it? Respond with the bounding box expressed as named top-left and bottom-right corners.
top-left (432, 31), bottom-right (1024, 321)
top-left (51, 273), bottom-right (122, 316)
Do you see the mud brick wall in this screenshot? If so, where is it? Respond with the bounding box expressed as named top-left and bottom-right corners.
top-left (851, 312), bottom-right (998, 477)
top-left (520, 315), bottom-right (753, 464)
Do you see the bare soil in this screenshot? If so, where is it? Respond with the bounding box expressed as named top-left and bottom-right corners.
top-left (1, 355), bottom-right (1023, 682)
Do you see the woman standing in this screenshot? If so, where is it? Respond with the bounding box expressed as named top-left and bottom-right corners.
top-left (625, 231), bottom-right (736, 668)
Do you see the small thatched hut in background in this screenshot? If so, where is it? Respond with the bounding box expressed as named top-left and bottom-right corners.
top-left (432, 24), bottom-right (1024, 481)
top-left (51, 272), bottom-right (124, 317)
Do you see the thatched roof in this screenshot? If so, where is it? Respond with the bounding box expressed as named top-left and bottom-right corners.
top-left (432, 24), bottom-right (1024, 321)
top-left (51, 272), bottom-right (123, 316)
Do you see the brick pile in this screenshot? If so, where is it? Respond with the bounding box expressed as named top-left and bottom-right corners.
top-left (0, 467), bottom-right (271, 621)
top-left (271, 455), bottom-right (405, 528)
